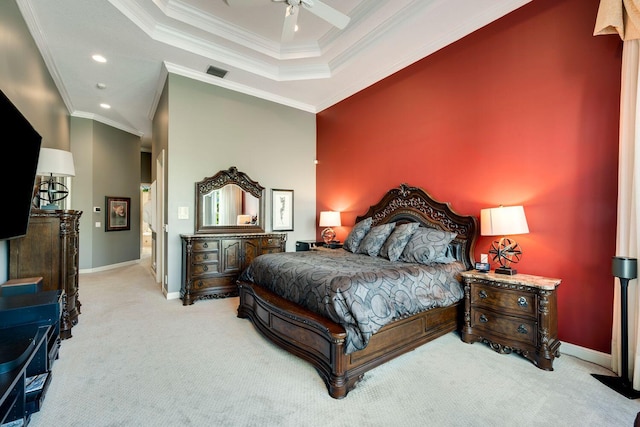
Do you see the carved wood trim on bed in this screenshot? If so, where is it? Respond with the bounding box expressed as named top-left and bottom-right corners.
top-left (237, 184), bottom-right (478, 399)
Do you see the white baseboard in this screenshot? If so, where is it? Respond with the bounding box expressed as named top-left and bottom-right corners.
top-left (560, 340), bottom-right (612, 371)
top-left (165, 291), bottom-right (180, 300)
top-left (79, 259), bottom-right (140, 274)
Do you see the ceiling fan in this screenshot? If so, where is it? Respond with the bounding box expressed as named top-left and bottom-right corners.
top-left (225, 0), bottom-right (351, 42)
top-left (275, 0), bottom-right (350, 41)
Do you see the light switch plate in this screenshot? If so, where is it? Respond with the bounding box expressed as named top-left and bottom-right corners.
top-left (178, 207), bottom-right (189, 219)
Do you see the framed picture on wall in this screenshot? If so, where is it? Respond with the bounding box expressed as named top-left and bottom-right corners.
top-left (106, 196), bottom-right (131, 231)
top-left (271, 189), bottom-right (294, 231)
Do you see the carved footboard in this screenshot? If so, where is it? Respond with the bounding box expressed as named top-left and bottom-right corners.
top-left (237, 279), bottom-right (462, 399)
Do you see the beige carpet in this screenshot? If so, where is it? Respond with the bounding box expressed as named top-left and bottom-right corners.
top-left (27, 258), bottom-right (640, 427)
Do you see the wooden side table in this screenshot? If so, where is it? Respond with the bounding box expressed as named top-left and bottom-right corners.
top-left (460, 270), bottom-right (561, 370)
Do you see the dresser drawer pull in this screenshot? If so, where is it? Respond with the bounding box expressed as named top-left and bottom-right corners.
top-left (203, 265), bottom-right (208, 272)
top-left (204, 254), bottom-right (208, 260)
top-left (517, 324), bottom-right (528, 334)
top-left (203, 242), bottom-right (208, 248)
top-left (517, 296), bottom-right (528, 307)
top-left (479, 314), bottom-right (488, 323)
top-left (478, 290), bottom-right (488, 299)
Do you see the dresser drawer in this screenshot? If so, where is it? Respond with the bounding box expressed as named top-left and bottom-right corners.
top-left (192, 263), bottom-right (220, 276)
top-left (470, 283), bottom-right (536, 317)
top-left (192, 240), bottom-right (219, 252)
top-left (190, 276), bottom-right (236, 291)
top-left (470, 308), bottom-right (536, 346)
top-left (261, 236), bottom-right (282, 248)
top-left (193, 251), bottom-right (219, 264)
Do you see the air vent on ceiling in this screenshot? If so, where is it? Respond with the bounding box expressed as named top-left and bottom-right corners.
top-left (206, 66), bottom-right (228, 79)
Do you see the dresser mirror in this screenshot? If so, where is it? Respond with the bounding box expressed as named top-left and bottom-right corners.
top-left (195, 166), bottom-right (265, 234)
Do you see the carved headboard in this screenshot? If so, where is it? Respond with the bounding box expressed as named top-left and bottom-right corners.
top-left (355, 184), bottom-right (478, 270)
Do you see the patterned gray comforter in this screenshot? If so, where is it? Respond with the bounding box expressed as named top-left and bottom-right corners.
top-left (238, 249), bottom-right (465, 354)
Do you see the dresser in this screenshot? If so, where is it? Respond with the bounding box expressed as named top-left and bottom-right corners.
top-left (460, 270), bottom-right (561, 370)
top-left (9, 210), bottom-right (82, 339)
top-left (181, 233), bottom-right (286, 305)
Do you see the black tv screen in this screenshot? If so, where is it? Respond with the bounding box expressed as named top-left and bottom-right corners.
top-left (0, 89), bottom-right (41, 240)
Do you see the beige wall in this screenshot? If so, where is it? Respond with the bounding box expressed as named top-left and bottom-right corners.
top-left (0, 0), bottom-right (70, 282)
top-left (162, 74), bottom-right (316, 297)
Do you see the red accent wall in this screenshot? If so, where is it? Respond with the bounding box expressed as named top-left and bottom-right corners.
top-left (316, 0), bottom-right (622, 353)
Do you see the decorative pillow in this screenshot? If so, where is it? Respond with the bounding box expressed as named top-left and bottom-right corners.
top-left (356, 222), bottom-right (396, 257)
top-left (342, 217), bottom-right (373, 253)
top-left (400, 227), bottom-right (457, 265)
top-left (379, 222), bottom-right (420, 261)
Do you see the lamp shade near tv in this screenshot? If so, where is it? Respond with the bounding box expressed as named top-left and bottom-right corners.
top-left (0, 89), bottom-right (42, 240)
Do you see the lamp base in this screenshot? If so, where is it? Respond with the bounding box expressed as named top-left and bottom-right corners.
top-left (495, 267), bottom-right (517, 275)
top-left (591, 373), bottom-right (640, 399)
top-left (321, 228), bottom-right (336, 244)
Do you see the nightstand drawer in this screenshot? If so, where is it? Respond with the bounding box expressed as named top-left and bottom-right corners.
top-left (470, 283), bottom-right (536, 317)
top-left (471, 308), bottom-right (536, 346)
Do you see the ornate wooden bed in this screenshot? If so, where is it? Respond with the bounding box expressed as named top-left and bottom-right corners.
top-left (237, 184), bottom-right (477, 399)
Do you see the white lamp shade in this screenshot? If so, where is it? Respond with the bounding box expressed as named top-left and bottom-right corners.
top-left (480, 205), bottom-right (529, 236)
top-left (36, 148), bottom-right (76, 177)
top-left (319, 211), bottom-right (341, 227)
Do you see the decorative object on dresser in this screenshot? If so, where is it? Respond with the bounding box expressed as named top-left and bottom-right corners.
top-left (592, 256), bottom-right (640, 399)
top-left (480, 205), bottom-right (529, 275)
top-left (237, 183), bottom-right (477, 398)
top-left (319, 211), bottom-right (341, 244)
top-left (182, 167), bottom-right (287, 305)
top-left (271, 189), bottom-right (294, 232)
top-left (181, 233), bottom-right (286, 305)
top-left (9, 209), bottom-right (82, 339)
top-left (34, 148), bottom-right (76, 210)
top-left (460, 270), bottom-right (561, 370)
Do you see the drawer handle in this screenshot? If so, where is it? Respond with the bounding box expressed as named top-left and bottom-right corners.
top-left (204, 254), bottom-right (208, 260)
top-left (517, 324), bottom-right (528, 334)
top-left (479, 314), bottom-right (488, 323)
top-left (267, 239), bottom-right (273, 244)
top-left (517, 296), bottom-right (528, 307)
top-left (203, 242), bottom-right (208, 248)
top-left (479, 290), bottom-right (488, 299)
top-left (203, 265), bottom-right (208, 272)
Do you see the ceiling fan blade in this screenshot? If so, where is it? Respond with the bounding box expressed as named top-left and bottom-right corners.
top-left (300, 0), bottom-right (350, 29)
top-left (281, 5), bottom-right (298, 42)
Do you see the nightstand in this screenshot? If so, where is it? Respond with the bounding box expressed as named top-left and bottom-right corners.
top-left (460, 270), bottom-right (561, 370)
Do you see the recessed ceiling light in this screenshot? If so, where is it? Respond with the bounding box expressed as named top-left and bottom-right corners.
top-left (92, 54), bottom-right (107, 63)
top-left (100, 103), bottom-right (111, 109)
top-left (96, 83), bottom-right (107, 89)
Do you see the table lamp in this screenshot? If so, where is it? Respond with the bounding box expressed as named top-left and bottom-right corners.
top-left (480, 205), bottom-right (529, 275)
top-left (319, 211), bottom-right (341, 244)
top-left (36, 148), bottom-right (76, 210)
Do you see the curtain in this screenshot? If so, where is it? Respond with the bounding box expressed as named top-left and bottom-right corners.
top-left (595, 1), bottom-right (640, 388)
top-left (219, 185), bottom-right (243, 225)
top-left (595, 0), bottom-right (640, 40)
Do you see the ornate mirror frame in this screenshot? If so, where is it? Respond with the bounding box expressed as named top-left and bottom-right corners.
top-left (195, 166), bottom-right (265, 234)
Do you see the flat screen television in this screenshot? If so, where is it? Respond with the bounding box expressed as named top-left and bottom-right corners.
top-left (0, 89), bottom-right (42, 240)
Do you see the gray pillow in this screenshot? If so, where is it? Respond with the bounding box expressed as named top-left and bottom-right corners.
top-left (400, 227), bottom-right (457, 265)
top-left (379, 222), bottom-right (420, 261)
top-left (342, 217), bottom-right (373, 253)
top-left (357, 222), bottom-right (396, 257)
